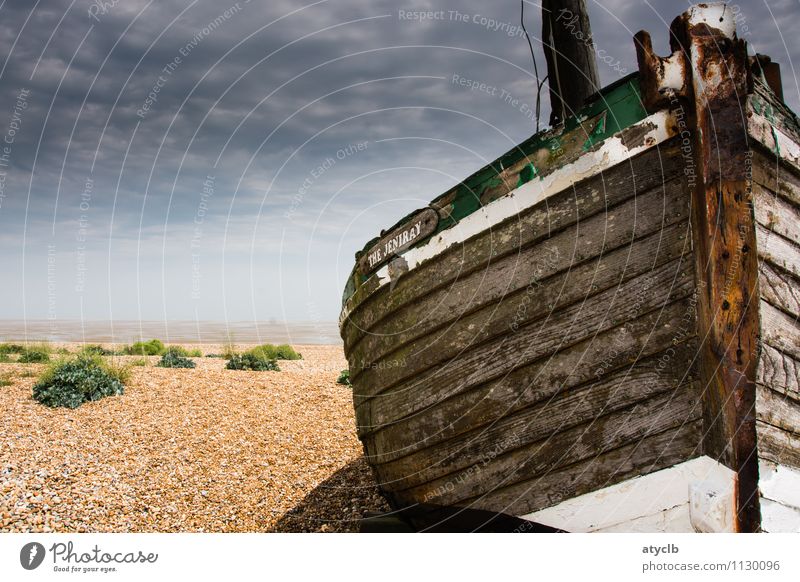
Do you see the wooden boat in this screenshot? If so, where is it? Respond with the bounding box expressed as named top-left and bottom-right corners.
top-left (339, 3), bottom-right (800, 532)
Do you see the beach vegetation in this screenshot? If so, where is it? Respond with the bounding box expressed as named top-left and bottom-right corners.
top-left (125, 339), bottom-right (166, 356)
top-left (32, 354), bottom-right (128, 408)
top-left (156, 348), bottom-right (197, 369)
top-left (225, 353), bottom-right (279, 371)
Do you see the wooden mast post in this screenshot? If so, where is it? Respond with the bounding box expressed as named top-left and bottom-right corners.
top-left (541, 0), bottom-right (600, 126)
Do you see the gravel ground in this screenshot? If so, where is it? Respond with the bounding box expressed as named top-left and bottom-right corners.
top-left (0, 345), bottom-right (389, 532)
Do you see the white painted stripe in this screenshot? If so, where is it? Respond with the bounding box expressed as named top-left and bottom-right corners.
top-left (518, 456), bottom-right (735, 533)
top-left (340, 110), bottom-right (677, 325)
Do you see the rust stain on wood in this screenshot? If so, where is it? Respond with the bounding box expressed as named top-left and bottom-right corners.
top-left (675, 8), bottom-right (762, 532)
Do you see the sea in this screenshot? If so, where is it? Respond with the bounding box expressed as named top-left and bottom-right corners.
top-left (0, 320), bottom-right (341, 345)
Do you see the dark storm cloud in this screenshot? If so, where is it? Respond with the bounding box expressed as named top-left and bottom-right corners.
top-left (0, 0), bottom-right (797, 324)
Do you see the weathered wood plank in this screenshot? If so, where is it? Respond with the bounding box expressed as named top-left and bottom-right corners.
top-left (751, 81), bottom-right (800, 148)
top-left (356, 220), bottom-right (690, 387)
top-left (358, 260), bottom-right (694, 435)
top-left (757, 384), bottom-right (800, 433)
top-left (360, 297), bottom-right (697, 458)
top-left (391, 387), bottom-right (701, 507)
top-left (756, 225), bottom-right (800, 281)
top-left (757, 343), bottom-right (800, 399)
top-left (451, 420), bottom-right (703, 517)
top-left (749, 112), bottom-right (800, 172)
top-left (343, 143), bottom-right (685, 347)
top-left (760, 300), bottom-right (800, 362)
top-left (759, 260), bottom-right (800, 319)
top-left (757, 421), bottom-right (800, 470)
top-left (355, 255), bottom-right (693, 416)
top-left (349, 181), bottom-right (691, 380)
top-left (754, 184), bottom-right (800, 244)
top-left (373, 347), bottom-right (698, 491)
top-left (751, 149), bottom-right (800, 208)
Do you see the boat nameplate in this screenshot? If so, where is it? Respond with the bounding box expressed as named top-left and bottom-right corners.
top-left (358, 208), bottom-right (439, 275)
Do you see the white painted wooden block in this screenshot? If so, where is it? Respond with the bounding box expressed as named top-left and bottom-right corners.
top-left (520, 456), bottom-right (736, 533)
top-left (688, 478), bottom-right (734, 533)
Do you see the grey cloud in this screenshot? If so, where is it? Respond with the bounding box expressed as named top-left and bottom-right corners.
top-left (0, 0), bottom-right (797, 323)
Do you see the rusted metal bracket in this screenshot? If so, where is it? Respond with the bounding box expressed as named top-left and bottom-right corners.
top-left (635, 2), bottom-right (762, 532)
top-left (633, 30), bottom-right (688, 112)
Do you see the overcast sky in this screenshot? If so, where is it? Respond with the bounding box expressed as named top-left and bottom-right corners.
top-left (0, 0), bottom-right (797, 326)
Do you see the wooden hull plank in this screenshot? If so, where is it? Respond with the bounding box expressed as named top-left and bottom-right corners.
top-left (373, 347), bottom-right (698, 491)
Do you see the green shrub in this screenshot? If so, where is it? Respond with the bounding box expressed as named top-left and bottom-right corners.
top-left (0, 343), bottom-right (25, 355)
top-left (249, 343), bottom-right (302, 361)
top-left (19, 350), bottom-right (50, 364)
top-left (205, 353), bottom-right (222, 358)
top-left (80, 344), bottom-right (113, 356)
top-left (337, 369), bottom-right (351, 385)
top-left (129, 358), bottom-right (148, 367)
top-left (156, 348), bottom-right (196, 369)
top-left (164, 345), bottom-right (189, 356)
top-left (0, 374), bottom-right (12, 387)
top-left (226, 353), bottom-right (279, 371)
top-left (126, 339), bottom-right (165, 356)
top-left (248, 344), bottom-right (277, 360)
top-left (166, 346), bottom-right (202, 358)
top-left (0, 353), bottom-right (11, 363)
top-left (32, 355), bottom-right (127, 408)
top-left (275, 344), bottom-right (302, 360)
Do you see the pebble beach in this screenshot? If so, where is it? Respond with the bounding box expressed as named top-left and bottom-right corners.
top-left (0, 344), bottom-right (389, 533)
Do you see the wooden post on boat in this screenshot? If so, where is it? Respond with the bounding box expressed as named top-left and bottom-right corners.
top-left (676, 5), bottom-right (761, 534)
top-left (541, 0), bottom-right (600, 126)
top-left (635, 4), bottom-right (762, 532)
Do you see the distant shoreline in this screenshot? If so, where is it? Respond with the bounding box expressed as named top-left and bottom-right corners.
top-left (0, 320), bottom-right (342, 345)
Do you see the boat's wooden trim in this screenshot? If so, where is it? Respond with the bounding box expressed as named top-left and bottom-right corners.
top-left (344, 138), bottom-right (686, 364)
top-left (339, 110), bottom-right (679, 330)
